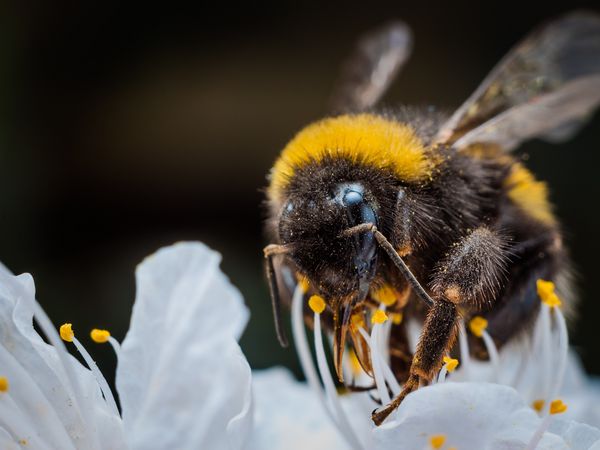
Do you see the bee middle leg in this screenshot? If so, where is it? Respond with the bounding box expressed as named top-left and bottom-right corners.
top-left (372, 227), bottom-right (508, 425)
top-left (372, 299), bottom-right (458, 425)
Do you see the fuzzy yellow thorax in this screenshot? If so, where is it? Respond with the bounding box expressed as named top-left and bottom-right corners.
top-left (269, 114), bottom-right (434, 202)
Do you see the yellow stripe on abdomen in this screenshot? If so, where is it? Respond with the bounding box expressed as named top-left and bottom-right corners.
top-left (505, 163), bottom-right (556, 226)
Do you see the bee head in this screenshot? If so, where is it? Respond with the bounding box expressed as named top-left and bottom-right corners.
top-left (278, 181), bottom-right (379, 300)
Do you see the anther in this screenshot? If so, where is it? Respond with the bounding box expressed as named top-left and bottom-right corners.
top-left (469, 316), bottom-right (488, 337)
top-left (536, 279), bottom-right (562, 308)
top-left (371, 310), bottom-right (389, 324)
top-left (298, 276), bottom-right (310, 294)
top-left (532, 399), bottom-right (545, 413)
top-left (90, 329), bottom-right (111, 344)
top-left (549, 399), bottom-right (567, 415)
top-left (0, 376), bottom-right (8, 392)
top-left (308, 295), bottom-right (326, 314)
top-left (60, 323), bottom-right (74, 342)
top-left (391, 312), bottom-right (403, 325)
top-left (372, 285), bottom-right (397, 307)
top-left (430, 434), bottom-right (446, 449)
top-left (443, 356), bottom-right (459, 372)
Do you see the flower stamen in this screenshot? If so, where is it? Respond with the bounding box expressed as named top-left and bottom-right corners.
top-left (525, 399), bottom-right (568, 450)
top-left (59, 323), bottom-right (74, 342)
top-left (457, 320), bottom-right (471, 377)
top-left (61, 324), bottom-right (120, 417)
top-left (312, 299), bottom-right (363, 449)
top-left (291, 285), bottom-right (358, 450)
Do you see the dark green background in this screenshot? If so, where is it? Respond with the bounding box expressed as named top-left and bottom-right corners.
top-left (1, 1), bottom-right (599, 386)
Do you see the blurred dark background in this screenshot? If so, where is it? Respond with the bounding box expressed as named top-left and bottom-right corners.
top-left (1, 1), bottom-right (599, 385)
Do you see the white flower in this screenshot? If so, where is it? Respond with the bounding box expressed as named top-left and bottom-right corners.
top-left (0, 241), bottom-right (599, 450)
top-left (0, 242), bottom-right (252, 450)
top-left (285, 276), bottom-right (600, 450)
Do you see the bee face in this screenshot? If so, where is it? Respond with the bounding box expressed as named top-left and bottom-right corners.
top-left (277, 179), bottom-right (380, 300)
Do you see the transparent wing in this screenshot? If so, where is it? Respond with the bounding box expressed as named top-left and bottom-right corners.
top-left (434, 10), bottom-right (600, 151)
top-left (329, 21), bottom-right (413, 114)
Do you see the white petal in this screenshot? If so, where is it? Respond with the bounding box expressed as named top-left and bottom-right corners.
top-left (374, 382), bottom-right (538, 450)
top-left (248, 368), bottom-right (348, 450)
top-left (0, 268), bottom-right (127, 450)
top-left (549, 419), bottom-right (600, 450)
top-left (116, 242), bottom-right (252, 450)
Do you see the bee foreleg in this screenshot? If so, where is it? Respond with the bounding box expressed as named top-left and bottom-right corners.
top-left (264, 244), bottom-right (293, 348)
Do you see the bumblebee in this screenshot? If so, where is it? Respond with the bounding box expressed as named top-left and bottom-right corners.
top-left (263, 11), bottom-right (600, 425)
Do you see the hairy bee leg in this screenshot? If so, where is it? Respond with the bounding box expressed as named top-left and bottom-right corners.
top-left (264, 244), bottom-right (294, 348)
top-left (372, 299), bottom-right (459, 425)
top-left (373, 227), bottom-right (509, 425)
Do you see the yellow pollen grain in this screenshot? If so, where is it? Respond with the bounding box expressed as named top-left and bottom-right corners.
top-left (297, 275), bottom-right (310, 294)
top-left (372, 284), bottom-right (398, 307)
top-left (60, 323), bottom-right (74, 342)
top-left (351, 313), bottom-right (365, 330)
top-left (371, 310), bottom-right (389, 325)
top-left (308, 295), bottom-right (326, 314)
top-left (469, 316), bottom-right (488, 338)
top-left (90, 328), bottom-right (111, 344)
top-left (536, 279), bottom-right (562, 308)
top-left (0, 376), bottom-right (8, 392)
top-left (391, 312), bottom-right (403, 325)
top-left (430, 434), bottom-right (446, 449)
top-left (443, 356), bottom-right (459, 372)
top-left (268, 114), bottom-right (434, 202)
top-left (532, 399), bottom-right (545, 413)
top-left (550, 399), bottom-right (567, 415)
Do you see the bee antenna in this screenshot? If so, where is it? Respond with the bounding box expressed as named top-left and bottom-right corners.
top-left (341, 224), bottom-right (435, 308)
top-left (264, 244), bottom-right (292, 347)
